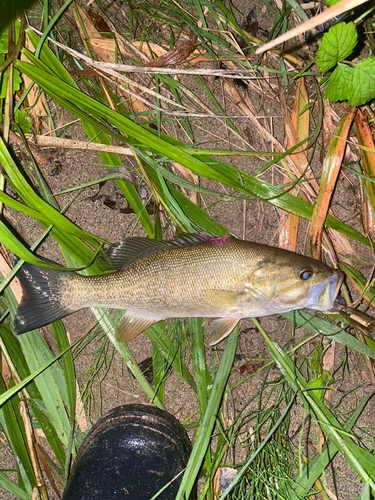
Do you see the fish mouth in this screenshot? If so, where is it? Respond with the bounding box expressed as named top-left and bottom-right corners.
top-left (316, 270), bottom-right (345, 310)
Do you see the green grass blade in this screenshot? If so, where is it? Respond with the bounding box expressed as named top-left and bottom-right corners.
top-left (0, 341), bottom-right (77, 409)
top-left (188, 318), bottom-right (211, 414)
top-left (17, 332), bottom-right (71, 448)
top-left (50, 321), bottom-right (77, 421)
top-left (176, 326), bottom-right (239, 500)
top-left (255, 318), bottom-right (375, 490)
top-left (145, 323), bottom-right (196, 391)
top-left (0, 377), bottom-right (35, 494)
top-left (282, 310), bottom-right (375, 360)
top-left (90, 308), bottom-right (165, 409)
top-left (0, 471), bottom-right (31, 500)
top-left (291, 393), bottom-right (373, 498)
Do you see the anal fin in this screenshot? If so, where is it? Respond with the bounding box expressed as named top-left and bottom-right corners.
top-left (209, 318), bottom-right (239, 345)
top-left (115, 312), bottom-right (160, 342)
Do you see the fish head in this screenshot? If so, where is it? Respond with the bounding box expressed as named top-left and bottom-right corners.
top-left (240, 253), bottom-right (344, 315)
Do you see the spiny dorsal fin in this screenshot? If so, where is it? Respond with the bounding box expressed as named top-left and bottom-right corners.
top-left (106, 234), bottom-right (234, 271)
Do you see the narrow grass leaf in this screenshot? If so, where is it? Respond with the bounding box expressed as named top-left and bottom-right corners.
top-left (25, 30), bottom-right (155, 238)
top-left (0, 471), bottom-right (31, 500)
top-left (0, 137), bottom-right (100, 247)
top-left (176, 327), bottom-right (239, 500)
top-left (17, 333), bottom-right (71, 448)
top-left (256, 319), bottom-right (375, 489)
top-left (340, 262), bottom-right (375, 310)
top-left (145, 323), bottom-right (196, 391)
top-left (291, 393), bottom-right (373, 498)
top-left (0, 377), bottom-right (35, 494)
top-left (282, 310), bottom-right (375, 360)
top-left (90, 308), bottom-right (164, 409)
top-left (219, 396), bottom-right (295, 499)
top-left (15, 53), bottom-right (370, 246)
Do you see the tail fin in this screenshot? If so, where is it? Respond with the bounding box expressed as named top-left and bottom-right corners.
top-left (14, 263), bottom-right (75, 335)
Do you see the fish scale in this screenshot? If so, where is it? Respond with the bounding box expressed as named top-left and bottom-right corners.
top-left (13, 234), bottom-right (344, 345)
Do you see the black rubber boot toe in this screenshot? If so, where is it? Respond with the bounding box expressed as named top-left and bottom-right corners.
top-left (63, 404), bottom-right (196, 500)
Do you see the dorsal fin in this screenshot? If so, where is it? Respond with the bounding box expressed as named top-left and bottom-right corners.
top-left (106, 234), bottom-right (232, 271)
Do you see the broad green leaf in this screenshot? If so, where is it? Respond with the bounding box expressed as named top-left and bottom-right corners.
top-left (0, 67), bottom-right (22, 99)
top-left (189, 318), bottom-right (212, 415)
top-left (0, 325), bottom-right (66, 466)
top-left (325, 63), bottom-right (353, 102)
top-left (359, 483), bottom-right (371, 499)
top-left (317, 22), bottom-right (357, 72)
top-left (348, 58), bottom-right (375, 106)
top-left (311, 342), bottom-right (323, 374)
top-left (29, 400), bottom-right (66, 467)
top-left (14, 110), bottom-right (32, 134)
top-left (50, 321), bottom-right (76, 421)
top-left (0, 23), bottom-right (22, 97)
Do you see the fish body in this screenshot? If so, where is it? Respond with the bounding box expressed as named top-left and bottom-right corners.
top-left (14, 234), bottom-right (344, 344)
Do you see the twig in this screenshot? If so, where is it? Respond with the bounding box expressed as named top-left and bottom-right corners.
top-left (256, 0), bottom-right (370, 54)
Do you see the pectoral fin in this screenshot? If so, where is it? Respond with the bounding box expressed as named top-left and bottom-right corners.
top-left (115, 313), bottom-right (160, 341)
top-left (209, 318), bottom-right (239, 345)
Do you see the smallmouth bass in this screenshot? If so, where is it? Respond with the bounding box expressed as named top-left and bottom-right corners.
top-left (14, 234), bottom-right (344, 344)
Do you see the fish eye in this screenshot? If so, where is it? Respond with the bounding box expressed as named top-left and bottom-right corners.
top-left (299, 268), bottom-right (313, 280)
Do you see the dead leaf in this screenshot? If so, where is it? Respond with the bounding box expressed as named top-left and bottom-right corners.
top-left (143, 31), bottom-right (197, 68)
top-left (22, 36), bottom-right (49, 133)
top-left (256, 0), bottom-right (370, 54)
top-left (74, 5), bottom-right (149, 115)
top-left (172, 162), bottom-right (198, 205)
top-left (322, 338), bottom-right (335, 404)
top-left (309, 109), bottom-right (356, 259)
top-left (356, 109), bottom-right (375, 240)
top-left (279, 78), bottom-right (310, 250)
top-left (239, 357), bottom-right (265, 375)
top-left (213, 467), bottom-right (238, 496)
